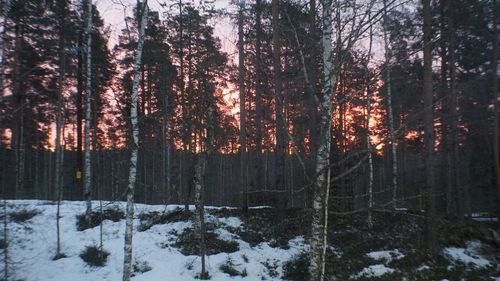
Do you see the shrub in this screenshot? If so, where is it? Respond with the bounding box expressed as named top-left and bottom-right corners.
top-left (132, 260), bottom-right (152, 276)
top-left (262, 259), bottom-right (279, 278)
top-left (173, 228), bottom-right (239, 256)
top-left (76, 208), bottom-right (124, 231)
top-left (138, 208), bottom-right (191, 231)
top-left (80, 245), bottom-right (109, 267)
top-left (282, 252), bottom-right (310, 281)
top-left (10, 209), bottom-right (39, 223)
top-left (219, 257), bottom-right (246, 277)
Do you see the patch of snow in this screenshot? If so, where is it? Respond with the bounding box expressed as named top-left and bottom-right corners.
top-left (417, 264), bottom-right (430, 271)
top-left (353, 264), bottom-right (395, 278)
top-left (443, 241), bottom-right (490, 268)
top-left (217, 216), bottom-right (243, 228)
top-left (472, 217), bottom-right (498, 222)
top-left (366, 249), bottom-right (404, 262)
top-left (3, 200), bottom-right (307, 281)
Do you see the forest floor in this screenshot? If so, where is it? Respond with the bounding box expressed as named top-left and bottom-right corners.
top-left (1, 200), bottom-right (499, 281)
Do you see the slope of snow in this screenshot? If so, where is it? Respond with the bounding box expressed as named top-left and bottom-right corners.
top-left (443, 240), bottom-right (491, 268)
top-left (366, 249), bottom-right (404, 262)
top-left (2, 200), bottom-right (306, 281)
top-left (352, 264), bottom-right (395, 278)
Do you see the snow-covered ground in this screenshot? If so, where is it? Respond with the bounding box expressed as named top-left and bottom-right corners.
top-left (1, 200), bottom-right (499, 281)
top-left (2, 200), bottom-right (307, 281)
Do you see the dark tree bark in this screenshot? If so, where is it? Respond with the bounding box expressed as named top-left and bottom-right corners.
top-left (422, 0), bottom-right (437, 253)
top-left (272, 0), bottom-right (286, 220)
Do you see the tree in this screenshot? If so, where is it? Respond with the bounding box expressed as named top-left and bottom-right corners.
top-left (383, 0), bottom-right (398, 209)
top-left (272, 0), bottom-right (286, 220)
top-left (84, 0), bottom-right (93, 226)
top-left (310, 0), bottom-right (333, 279)
top-left (238, 0), bottom-right (248, 213)
top-left (122, 1), bottom-right (148, 280)
top-left (422, 0), bottom-right (437, 253)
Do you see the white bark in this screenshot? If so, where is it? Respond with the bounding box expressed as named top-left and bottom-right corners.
top-left (84, 0), bottom-right (93, 224)
top-left (310, 0), bottom-right (334, 279)
top-left (3, 197), bottom-right (8, 280)
top-left (0, 0), bottom-right (8, 98)
top-left (238, 0), bottom-right (248, 213)
top-left (383, 0), bottom-right (398, 209)
top-left (55, 6), bottom-right (66, 257)
top-left (122, 2), bottom-right (148, 281)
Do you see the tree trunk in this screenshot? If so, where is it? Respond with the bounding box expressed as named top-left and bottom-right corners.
top-left (238, 0), bottom-right (248, 213)
top-left (383, 0), bottom-right (398, 209)
top-left (76, 30), bottom-right (84, 200)
top-left (254, 0), bottom-right (264, 195)
top-left (84, 0), bottom-right (93, 224)
top-left (310, 0), bottom-right (334, 279)
top-left (272, 0), bottom-right (286, 220)
top-left (54, 0), bottom-right (66, 258)
top-left (491, 0), bottom-right (499, 220)
top-left (122, 2), bottom-right (148, 281)
top-left (422, 0), bottom-right (437, 253)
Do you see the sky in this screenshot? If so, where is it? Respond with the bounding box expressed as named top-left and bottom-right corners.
top-left (95, 0), bottom-right (238, 56)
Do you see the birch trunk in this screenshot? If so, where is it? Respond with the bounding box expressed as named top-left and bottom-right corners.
top-left (491, 0), bottom-right (499, 220)
top-left (0, 0), bottom-right (7, 98)
top-left (2, 196), bottom-right (7, 280)
top-left (84, 0), bottom-right (93, 224)
top-left (122, 2), bottom-right (148, 281)
top-left (383, 0), bottom-right (398, 209)
top-left (310, 0), bottom-right (334, 279)
top-left (54, 1), bottom-right (66, 258)
top-left (238, 0), bottom-right (248, 213)
top-left (193, 152), bottom-right (207, 279)
top-left (193, 96), bottom-right (215, 279)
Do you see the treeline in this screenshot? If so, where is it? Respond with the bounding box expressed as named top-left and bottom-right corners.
top-left (1, 0), bottom-right (497, 214)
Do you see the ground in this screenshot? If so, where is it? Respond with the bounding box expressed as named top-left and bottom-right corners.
top-left (1, 200), bottom-right (499, 281)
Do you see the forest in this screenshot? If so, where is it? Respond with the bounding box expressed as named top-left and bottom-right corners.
top-left (0, 0), bottom-right (499, 280)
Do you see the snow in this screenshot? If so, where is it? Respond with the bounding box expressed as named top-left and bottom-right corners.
top-left (352, 264), bottom-right (395, 278)
top-left (2, 200), bottom-right (306, 281)
top-left (443, 241), bottom-right (491, 268)
top-left (472, 217), bottom-right (498, 222)
top-left (366, 249), bottom-right (404, 262)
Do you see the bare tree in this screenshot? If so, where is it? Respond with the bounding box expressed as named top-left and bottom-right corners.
top-left (382, 0), bottom-right (398, 209)
top-left (193, 100), bottom-right (214, 279)
top-left (84, 0), bottom-right (93, 224)
top-left (492, 0), bottom-right (499, 220)
top-left (122, 1), bottom-right (148, 281)
top-left (310, 0), bottom-right (334, 279)
top-left (238, 0), bottom-right (248, 213)
top-left (54, 0), bottom-right (67, 260)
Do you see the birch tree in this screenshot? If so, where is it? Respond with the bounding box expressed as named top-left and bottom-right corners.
top-left (54, 0), bottom-right (67, 260)
top-left (122, 1), bottom-right (148, 281)
top-left (382, 0), bottom-right (398, 209)
top-left (238, 0), bottom-right (248, 213)
top-left (193, 100), bottom-right (214, 280)
top-left (84, 0), bottom-right (93, 224)
top-left (310, 0), bottom-right (333, 279)
top-left (492, 0), bottom-right (500, 220)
